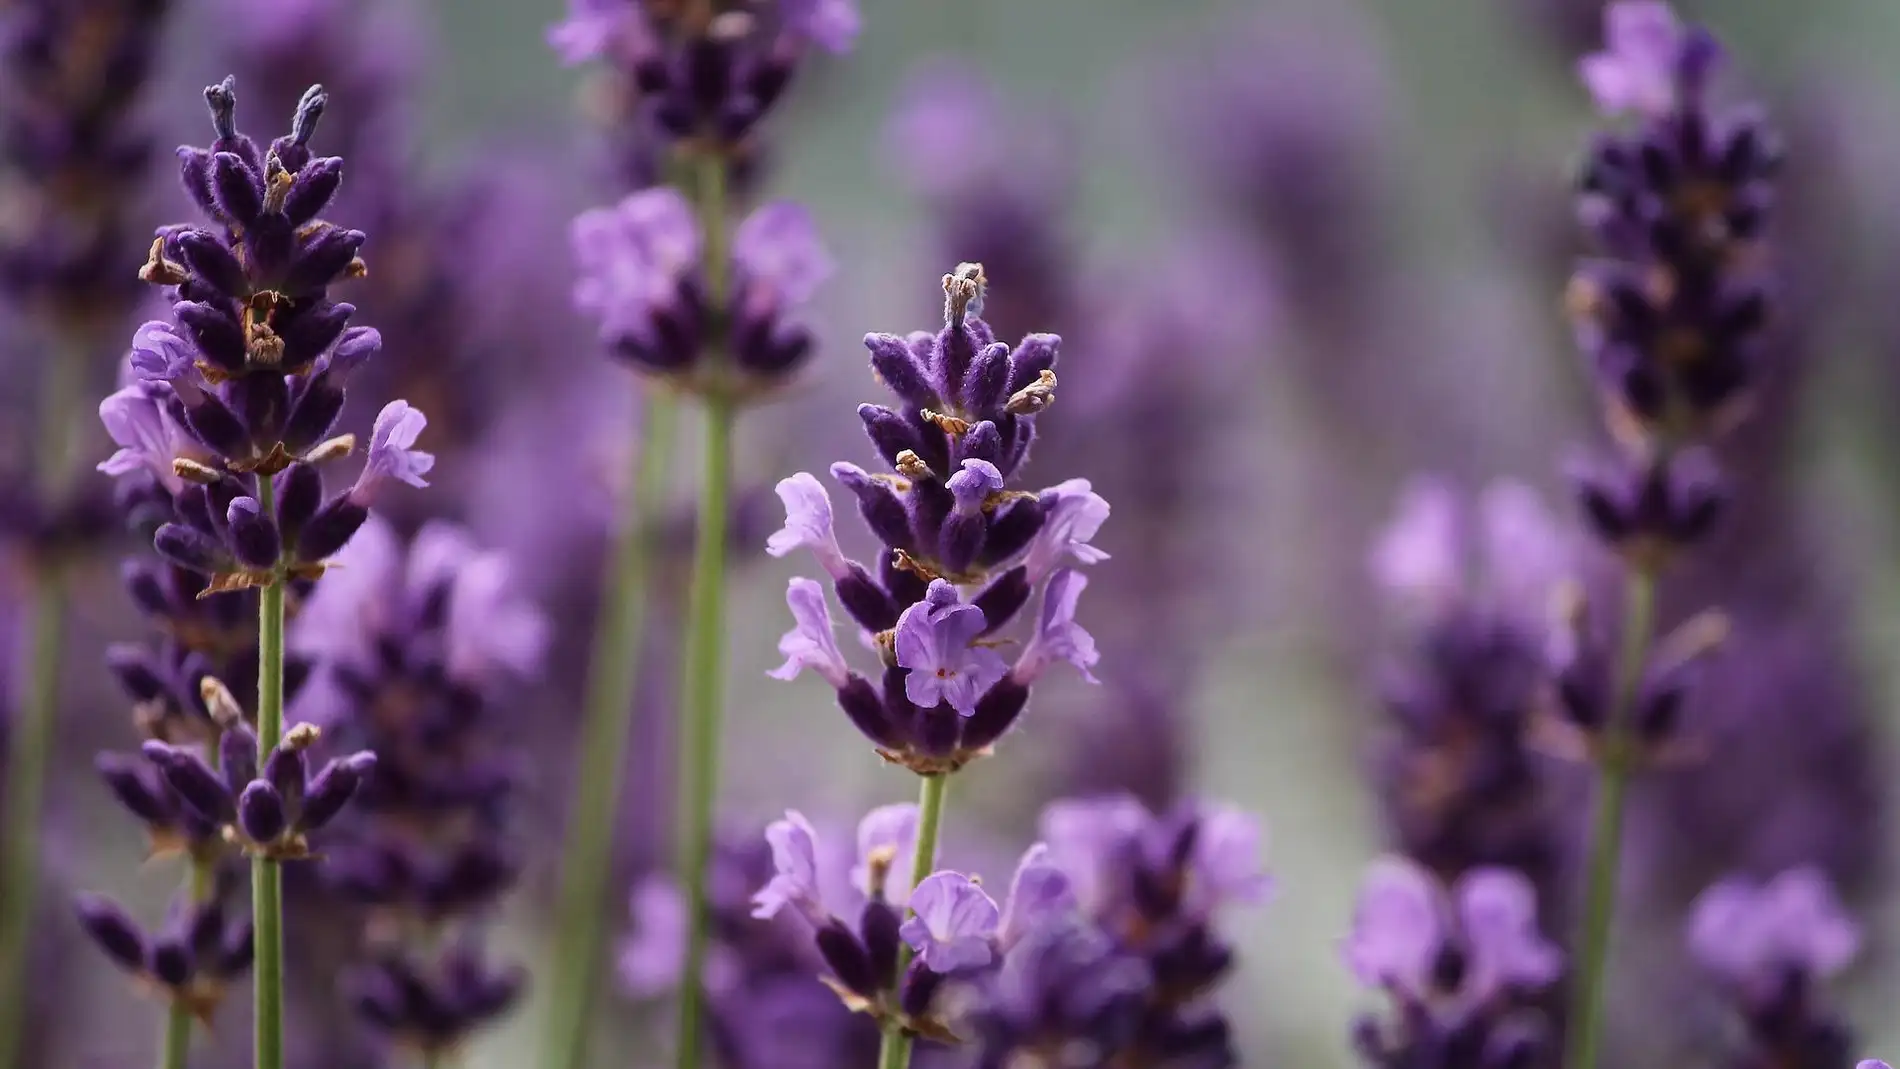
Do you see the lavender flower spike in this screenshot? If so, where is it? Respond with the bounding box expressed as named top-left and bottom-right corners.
top-left (900, 872), bottom-right (999, 972)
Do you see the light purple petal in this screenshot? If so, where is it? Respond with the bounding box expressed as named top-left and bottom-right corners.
top-left (850, 803), bottom-right (919, 901)
top-left (445, 546), bottom-right (549, 681)
top-left (734, 202), bottom-right (832, 308)
top-left (947, 458), bottom-right (1004, 513)
top-left (619, 878), bottom-right (686, 996)
top-left (1185, 806), bottom-right (1273, 914)
top-left (1023, 480), bottom-right (1110, 581)
top-left (766, 473), bottom-right (848, 578)
top-left (997, 844), bottom-right (1076, 949)
top-left (752, 811), bottom-right (823, 921)
top-left (570, 188), bottom-right (700, 341)
top-left (353, 400), bottom-right (434, 500)
top-left (1457, 868), bottom-right (1561, 997)
top-left (901, 872), bottom-right (999, 972)
top-left (781, 0), bottom-right (861, 53)
top-left (1579, 0), bottom-right (1685, 116)
top-left (769, 577), bottom-right (851, 688)
top-left (1037, 795), bottom-right (1151, 915)
top-left (894, 583), bottom-right (1008, 717)
top-left (1371, 476), bottom-right (1462, 610)
top-left (1342, 856), bottom-right (1444, 995)
top-left (1688, 867), bottom-right (1860, 987)
top-left (127, 321), bottom-right (198, 383)
top-left (1014, 568), bottom-right (1099, 684)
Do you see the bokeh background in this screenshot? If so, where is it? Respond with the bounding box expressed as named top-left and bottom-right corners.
top-left (14, 0), bottom-right (1900, 1065)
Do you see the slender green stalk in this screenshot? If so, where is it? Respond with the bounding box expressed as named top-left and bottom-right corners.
top-left (875, 773), bottom-right (951, 1069)
top-left (1563, 567), bottom-right (1659, 1069)
top-left (159, 743), bottom-right (219, 1069)
top-left (538, 392), bottom-right (679, 1069)
top-left (0, 350), bottom-right (83, 1069)
top-left (669, 396), bottom-right (734, 1069)
top-left (253, 477), bottom-right (287, 1069)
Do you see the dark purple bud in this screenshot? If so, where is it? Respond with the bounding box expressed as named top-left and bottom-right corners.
top-left (427, 842), bottom-right (518, 913)
top-left (939, 514), bottom-right (984, 576)
top-left (279, 302), bottom-right (355, 373)
top-left (212, 152), bottom-right (263, 227)
top-left (148, 936), bottom-right (192, 987)
top-left (121, 561), bottom-right (173, 617)
top-left (264, 746), bottom-right (306, 812)
top-left (226, 498), bottom-right (281, 570)
top-left (298, 751), bottom-right (376, 832)
top-left (141, 741), bottom-right (235, 823)
top-left (835, 565), bottom-right (900, 633)
top-left (281, 227), bottom-right (365, 295)
top-left (960, 420), bottom-right (1004, 470)
top-left (831, 464), bottom-right (913, 552)
top-left (180, 391), bottom-right (252, 463)
top-left (960, 676), bottom-right (1030, 753)
top-left (907, 478), bottom-right (953, 555)
top-left (274, 464), bottom-right (323, 535)
top-left (858, 403), bottom-right (925, 469)
top-left (971, 566), bottom-right (1031, 636)
top-left (178, 147), bottom-right (219, 220)
top-left (174, 301), bottom-right (246, 373)
top-left (295, 497), bottom-right (368, 562)
top-left (1006, 333), bottom-right (1061, 394)
top-left (238, 782), bottom-right (288, 843)
top-left (900, 959), bottom-right (945, 1017)
top-left (231, 369), bottom-right (291, 440)
top-left (221, 726), bottom-right (259, 797)
top-left (154, 523), bottom-right (227, 574)
top-left (865, 333), bottom-right (939, 408)
top-left (218, 920), bottom-right (255, 975)
top-left (815, 919), bottom-right (878, 998)
top-left (860, 899), bottom-right (902, 981)
top-left (283, 156), bottom-right (343, 226)
top-left (963, 341), bottom-right (1012, 414)
top-left (183, 899), bottom-right (226, 960)
top-left (936, 321), bottom-right (980, 401)
top-left (879, 665), bottom-right (923, 749)
top-left (281, 377), bottom-right (346, 455)
top-left (174, 229), bottom-right (246, 297)
top-left (96, 754), bottom-right (176, 826)
top-left (837, 673), bottom-right (902, 750)
top-left (105, 644), bottom-right (168, 704)
top-left (74, 895), bottom-right (147, 973)
top-left (978, 497), bottom-right (1043, 567)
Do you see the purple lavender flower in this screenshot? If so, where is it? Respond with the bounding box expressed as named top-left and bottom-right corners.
top-left (899, 872), bottom-right (999, 972)
top-left (288, 516), bottom-right (545, 1055)
top-left (72, 885), bottom-right (253, 1027)
top-left (767, 268), bottom-right (1106, 773)
top-left (570, 189), bottom-right (831, 394)
top-left (1685, 868), bottom-right (1859, 1068)
top-left (1578, 1), bottom-right (1701, 119)
top-left (1345, 856), bottom-right (1562, 1068)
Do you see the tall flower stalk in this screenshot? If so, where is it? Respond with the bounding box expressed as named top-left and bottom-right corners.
top-left (82, 76), bottom-right (430, 1069)
top-left (0, 4), bottom-right (175, 1059)
top-left (546, 3), bottom-right (858, 1065)
top-left (1556, 4), bottom-right (1780, 1065)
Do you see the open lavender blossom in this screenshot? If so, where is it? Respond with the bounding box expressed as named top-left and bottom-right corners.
top-left (1687, 868), bottom-right (1861, 1067)
top-left (570, 189), bottom-right (831, 396)
top-left (1344, 856), bottom-right (1562, 1068)
top-left (767, 266), bottom-right (1106, 774)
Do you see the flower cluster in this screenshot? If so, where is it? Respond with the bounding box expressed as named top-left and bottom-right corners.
top-left (1344, 856), bottom-right (1564, 1068)
top-left (1367, 480), bottom-right (1576, 929)
top-left (74, 881), bottom-right (254, 1029)
top-left (290, 518), bottom-right (546, 1057)
top-left (747, 795), bottom-right (1268, 1063)
top-left (767, 267), bottom-right (1106, 773)
top-left (1565, 0), bottom-right (1778, 566)
top-left (1686, 869), bottom-right (1861, 1068)
top-left (571, 187), bottom-right (831, 398)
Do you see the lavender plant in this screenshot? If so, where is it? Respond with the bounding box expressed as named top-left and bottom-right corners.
top-left (1554, 4), bottom-right (1782, 1065)
top-left (0, 5), bottom-right (176, 1057)
top-left (291, 517), bottom-right (546, 1065)
top-left (86, 76), bottom-right (430, 1069)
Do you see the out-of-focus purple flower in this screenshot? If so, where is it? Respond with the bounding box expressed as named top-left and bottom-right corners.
top-left (97, 383), bottom-right (206, 496)
top-left (1685, 868), bottom-right (1860, 1068)
top-left (1578, 1), bottom-right (1705, 118)
top-left (893, 580), bottom-right (1009, 717)
top-left (900, 872), bottom-right (999, 972)
top-left (849, 803), bottom-right (919, 901)
top-left (1345, 856), bottom-right (1561, 1068)
top-left (753, 810), bottom-right (824, 922)
top-left (547, 0), bottom-right (653, 66)
top-left (994, 845), bottom-right (1075, 951)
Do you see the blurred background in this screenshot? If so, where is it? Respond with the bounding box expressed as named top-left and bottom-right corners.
top-left (11, 0), bottom-right (1900, 1065)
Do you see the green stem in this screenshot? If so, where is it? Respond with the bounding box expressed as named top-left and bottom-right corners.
top-left (159, 744), bottom-right (220, 1069)
top-left (0, 349), bottom-right (82, 1069)
top-left (670, 396), bottom-right (734, 1069)
top-left (1562, 567), bottom-right (1659, 1069)
top-left (253, 477), bottom-right (286, 1069)
top-left (875, 774), bottom-right (951, 1069)
top-left (538, 392), bottom-right (678, 1069)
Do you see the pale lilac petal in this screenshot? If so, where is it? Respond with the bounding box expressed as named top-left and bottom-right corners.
top-left (1185, 806), bottom-right (1273, 913)
top-left (734, 202), bottom-right (832, 307)
top-left (997, 844), bottom-right (1076, 949)
top-left (947, 458), bottom-right (1004, 513)
top-left (768, 577), bottom-right (851, 688)
top-left (446, 549), bottom-right (549, 681)
top-left (850, 803), bottom-right (919, 901)
top-left (1687, 867), bottom-right (1861, 987)
top-left (766, 473), bottom-right (848, 578)
top-left (1037, 795), bottom-right (1150, 915)
top-left (353, 400), bottom-right (434, 500)
top-left (900, 872), bottom-right (999, 972)
top-left (1342, 856), bottom-right (1444, 995)
top-left (1023, 480), bottom-right (1110, 581)
top-left (1478, 480), bottom-right (1568, 617)
top-left (780, 0), bottom-right (861, 53)
top-left (619, 878), bottom-right (686, 996)
top-left (752, 811), bottom-right (823, 921)
top-left (1457, 868), bottom-right (1562, 998)
top-left (893, 582), bottom-right (1008, 717)
top-left (1014, 568), bottom-right (1099, 684)
top-left (1578, 0), bottom-right (1685, 116)
top-left (1371, 476), bottom-right (1462, 610)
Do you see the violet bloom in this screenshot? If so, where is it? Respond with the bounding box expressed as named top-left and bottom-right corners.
top-left (1344, 856), bottom-right (1561, 1068)
top-left (1685, 868), bottom-right (1860, 1068)
top-left (290, 517), bottom-right (546, 1054)
top-left (570, 190), bottom-right (830, 396)
top-left (766, 267), bottom-right (1107, 774)
top-left (899, 872), bottom-right (999, 972)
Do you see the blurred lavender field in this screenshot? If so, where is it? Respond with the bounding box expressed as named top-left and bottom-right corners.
top-left (8, 0), bottom-right (1900, 1066)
